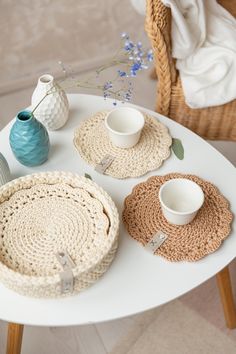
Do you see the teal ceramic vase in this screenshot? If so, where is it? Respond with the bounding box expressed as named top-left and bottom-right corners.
top-left (10, 110), bottom-right (50, 167)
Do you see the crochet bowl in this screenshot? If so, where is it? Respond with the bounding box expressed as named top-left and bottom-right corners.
top-left (0, 171), bottom-right (119, 298)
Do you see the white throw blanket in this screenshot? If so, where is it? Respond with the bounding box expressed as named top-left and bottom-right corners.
top-left (130, 0), bottom-right (236, 108)
top-left (162, 0), bottom-right (236, 108)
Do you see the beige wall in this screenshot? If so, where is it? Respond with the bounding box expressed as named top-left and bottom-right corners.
top-left (0, 0), bottom-right (147, 94)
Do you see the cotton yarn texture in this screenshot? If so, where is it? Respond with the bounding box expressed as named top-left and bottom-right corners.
top-left (0, 171), bottom-right (119, 298)
top-left (74, 111), bottom-right (172, 179)
top-left (123, 173), bottom-right (233, 262)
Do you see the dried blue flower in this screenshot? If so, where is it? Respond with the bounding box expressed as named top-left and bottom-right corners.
top-left (130, 70), bottom-right (137, 77)
top-left (121, 32), bottom-right (129, 39)
top-left (118, 70), bottom-right (127, 77)
top-left (132, 62), bottom-right (142, 72)
top-left (124, 40), bottom-right (134, 51)
top-left (53, 33), bottom-right (153, 112)
top-left (137, 41), bottom-right (142, 49)
top-left (124, 92), bottom-right (132, 101)
top-left (103, 91), bottom-right (111, 99)
top-left (147, 49), bottom-right (154, 62)
top-left (104, 81), bottom-right (113, 90)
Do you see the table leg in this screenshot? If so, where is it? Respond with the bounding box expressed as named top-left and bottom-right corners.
top-left (6, 323), bottom-right (24, 354)
top-left (216, 265), bottom-right (236, 329)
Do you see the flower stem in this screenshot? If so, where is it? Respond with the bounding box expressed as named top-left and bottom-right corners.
top-left (31, 93), bottom-right (49, 114)
top-left (96, 59), bottom-right (129, 74)
top-left (31, 87), bottom-right (59, 114)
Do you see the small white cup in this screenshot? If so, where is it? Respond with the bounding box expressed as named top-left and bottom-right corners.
top-left (105, 107), bottom-right (145, 148)
top-left (158, 178), bottom-right (204, 225)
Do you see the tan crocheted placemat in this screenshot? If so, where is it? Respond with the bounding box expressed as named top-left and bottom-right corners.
top-left (74, 111), bottom-right (172, 179)
top-left (0, 171), bottom-right (119, 297)
top-left (123, 173), bottom-right (233, 262)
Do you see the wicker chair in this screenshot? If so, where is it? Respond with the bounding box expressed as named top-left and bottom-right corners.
top-left (145, 0), bottom-right (236, 140)
top-left (145, 0), bottom-right (236, 330)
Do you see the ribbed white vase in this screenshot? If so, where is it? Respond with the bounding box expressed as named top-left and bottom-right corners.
top-left (31, 74), bottom-right (69, 131)
top-left (0, 153), bottom-right (11, 187)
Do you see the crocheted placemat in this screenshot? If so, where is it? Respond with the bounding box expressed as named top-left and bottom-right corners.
top-left (0, 171), bottom-right (119, 297)
top-left (74, 111), bottom-right (172, 179)
top-left (123, 173), bottom-right (233, 262)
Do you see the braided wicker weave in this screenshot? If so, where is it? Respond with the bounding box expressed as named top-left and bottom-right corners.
top-left (145, 0), bottom-right (236, 140)
top-left (0, 171), bottom-right (119, 298)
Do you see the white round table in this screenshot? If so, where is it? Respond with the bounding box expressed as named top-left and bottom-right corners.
top-left (1, 94), bottom-right (236, 352)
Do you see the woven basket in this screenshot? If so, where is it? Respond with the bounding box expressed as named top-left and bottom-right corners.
top-left (0, 171), bottom-right (119, 298)
top-left (145, 0), bottom-right (236, 140)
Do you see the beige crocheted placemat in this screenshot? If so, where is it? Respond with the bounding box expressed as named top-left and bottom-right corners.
top-left (123, 173), bottom-right (233, 262)
top-left (74, 111), bottom-right (172, 179)
top-left (0, 171), bottom-right (119, 297)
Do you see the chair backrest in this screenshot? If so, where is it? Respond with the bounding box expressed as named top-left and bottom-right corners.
top-left (145, 0), bottom-right (176, 114)
top-left (145, 0), bottom-right (236, 116)
top-left (146, 0), bottom-right (236, 141)
top-left (218, 0), bottom-right (236, 17)
top-left (146, 0), bottom-right (235, 83)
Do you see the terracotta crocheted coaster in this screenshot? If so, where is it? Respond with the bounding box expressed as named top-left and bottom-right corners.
top-left (74, 111), bottom-right (172, 179)
top-left (123, 173), bottom-right (233, 262)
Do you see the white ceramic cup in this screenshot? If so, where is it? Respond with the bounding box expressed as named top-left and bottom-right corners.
top-left (158, 178), bottom-right (204, 225)
top-left (105, 107), bottom-right (145, 148)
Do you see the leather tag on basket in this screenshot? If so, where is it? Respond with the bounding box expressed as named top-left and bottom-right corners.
top-left (95, 155), bottom-right (115, 174)
top-left (56, 251), bottom-right (76, 294)
top-left (145, 231), bottom-right (168, 253)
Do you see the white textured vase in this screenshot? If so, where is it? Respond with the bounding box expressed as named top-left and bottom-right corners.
top-left (0, 153), bottom-right (11, 187)
top-left (31, 74), bottom-right (69, 130)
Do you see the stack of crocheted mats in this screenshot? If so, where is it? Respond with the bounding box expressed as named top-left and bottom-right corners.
top-left (74, 111), bottom-right (172, 179)
top-left (123, 173), bottom-right (233, 262)
top-left (0, 171), bottom-right (119, 298)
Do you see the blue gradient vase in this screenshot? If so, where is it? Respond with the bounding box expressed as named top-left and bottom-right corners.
top-left (10, 110), bottom-right (50, 167)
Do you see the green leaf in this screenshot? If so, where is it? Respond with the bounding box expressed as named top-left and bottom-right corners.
top-left (171, 138), bottom-right (184, 160)
top-left (84, 173), bottom-right (92, 180)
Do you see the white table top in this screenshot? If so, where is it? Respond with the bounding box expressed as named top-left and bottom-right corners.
top-left (0, 94), bottom-right (235, 327)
